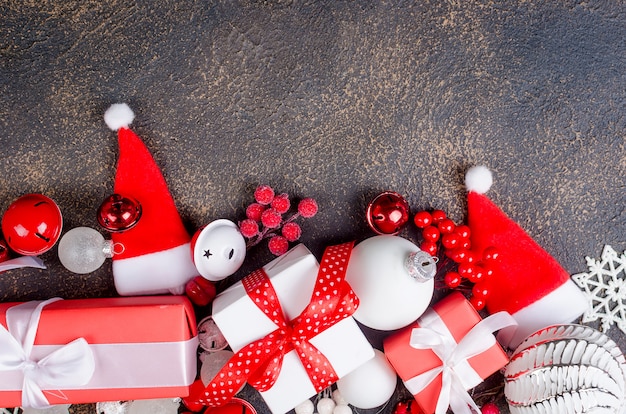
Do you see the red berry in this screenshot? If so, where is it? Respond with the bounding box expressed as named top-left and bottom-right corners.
top-left (455, 224), bottom-right (471, 239)
top-left (470, 295), bottom-right (486, 311)
top-left (430, 209), bottom-right (447, 224)
top-left (482, 264), bottom-right (495, 278)
top-left (458, 262), bottom-right (476, 278)
top-left (445, 248), bottom-right (468, 263)
top-left (467, 265), bottom-right (485, 283)
top-left (481, 403), bottom-right (500, 414)
top-left (483, 246), bottom-right (500, 262)
top-left (298, 198), bottom-right (318, 218)
top-left (460, 239), bottom-right (471, 249)
top-left (268, 235), bottom-right (289, 256)
top-left (437, 218), bottom-right (456, 234)
top-left (246, 203), bottom-right (266, 221)
top-left (254, 185), bottom-right (275, 205)
top-left (185, 276), bottom-right (217, 306)
top-left (444, 272), bottom-right (462, 288)
top-left (472, 282), bottom-right (490, 299)
top-left (413, 211), bottom-right (433, 228)
top-left (239, 219), bottom-right (259, 238)
top-left (261, 208), bottom-right (282, 228)
top-left (422, 226), bottom-right (440, 242)
top-left (441, 233), bottom-right (461, 249)
top-left (271, 193), bottom-right (291, 214)
top-left (281, 222), bottom-right (301, 242)
top-left (420, 241), bottom-right (438, 256)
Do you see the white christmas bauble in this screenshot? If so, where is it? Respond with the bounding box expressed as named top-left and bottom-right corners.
top-left (336, 349), bottom-right (397, 409)
top-left (58, 227), bottom-right (113, 274)
top-left (345, 235), bottom-right (434, 330)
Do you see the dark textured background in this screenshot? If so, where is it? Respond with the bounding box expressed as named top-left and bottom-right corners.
top-left (1, 1), bottom-right (625, 413)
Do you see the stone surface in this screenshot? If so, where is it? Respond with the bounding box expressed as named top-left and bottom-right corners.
top-left (1, 1), bottom-right (625, 413)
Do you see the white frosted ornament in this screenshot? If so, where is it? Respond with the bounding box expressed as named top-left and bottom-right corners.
top-left (316, 397), bottom-right (336, 414)
top-left (295, 399), bottom-right (315, 414)
top-left (336, 349), bottom-right (397, 409)
top-left (58, 227), bottom-right (115, 274)
top-left (345, 235), bottom-right (435, 330)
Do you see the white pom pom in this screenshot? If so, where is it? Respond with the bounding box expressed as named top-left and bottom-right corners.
top-left (317, 397), bottom-right (336, 414)
top-left (333, 405), bottom-right (353, 414)
top-left (294, 399), bottom-right (315, 414)
top-left (465, 165), bottom-right (493, 194)
top-left (104, 103), bottom-right (135, 131)
top-left (332, 389), bottom-right (348, 406)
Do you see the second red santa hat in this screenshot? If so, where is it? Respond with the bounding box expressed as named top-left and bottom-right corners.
top-left (104, 103), bottom-right (199, 295)
top-left (465, 165), bottom-right (588, 348)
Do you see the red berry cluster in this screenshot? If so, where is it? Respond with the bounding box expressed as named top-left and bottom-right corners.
top-left (239, 185), bottom-right (318, 256)
top-left (413, 209), bottom-right (500, 311)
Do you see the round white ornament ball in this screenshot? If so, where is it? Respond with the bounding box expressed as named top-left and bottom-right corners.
top-left (333, 405), bottom-right (353, 414)
top-left (317, 397), bottom-right (336, 414)
top-left (294, 399), bottom-right (315, 414)
top-left (345, 235), bottom-right (434, 330)
top-left (336, 350), bottom-right (397, 409)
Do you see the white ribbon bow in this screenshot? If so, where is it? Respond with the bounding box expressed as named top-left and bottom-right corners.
top-left (406, 311), bottom-right (517, 414)
top-left (0, 298), bottom-right (95, 408)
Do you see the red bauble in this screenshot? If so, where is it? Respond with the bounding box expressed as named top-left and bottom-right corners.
top-left (185, 276), bottom-right (217, 306)
top-left (481, 403), bottom-right (500, 414)
top-left (366, 191), bottom-right (410, 235)
top-left (97, 193), bottom-right (142, 232)
top-left (394, 400), bottom-right (424, 414)
top-left (1, 193), bottom-right (63, 256)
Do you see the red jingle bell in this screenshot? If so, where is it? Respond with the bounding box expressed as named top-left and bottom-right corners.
top-left (366, 191), bottom-right (410, 235)
top-left (1, 193), bottom-right (63, 256)
top-left (97, 193), bottom-right (142, 232)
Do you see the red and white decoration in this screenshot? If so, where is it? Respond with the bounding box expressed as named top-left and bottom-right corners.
top-left (464, 165), bottom-right (588, 348)
top-left (186, 243), bottom-right (374, 414)
top-left (104, 104), bottom-right (200, 296)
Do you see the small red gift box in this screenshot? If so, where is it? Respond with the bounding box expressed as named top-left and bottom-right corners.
top-left (383, 292), bottom-right (516, 414)
top-left (0, 296), bottom-right (198, 408)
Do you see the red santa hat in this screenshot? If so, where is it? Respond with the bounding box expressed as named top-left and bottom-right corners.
top-left (465, 165), bottom-right (588, 348)
top-left (104, 103), bottom-right (199, 295)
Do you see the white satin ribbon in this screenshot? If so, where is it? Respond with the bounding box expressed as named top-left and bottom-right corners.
top-left (0, 256), bottom-right (46, 273)
top-left (0, 298), bottom-right (95, 409)
top-left (405, 311), bottom-right (517, 414)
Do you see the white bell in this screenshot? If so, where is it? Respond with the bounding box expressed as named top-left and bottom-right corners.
top-left (191, 219), bottom-right (246, 281)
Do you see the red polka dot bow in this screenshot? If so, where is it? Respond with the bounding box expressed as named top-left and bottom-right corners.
top-left (186, 242), bottom-right (358, 408)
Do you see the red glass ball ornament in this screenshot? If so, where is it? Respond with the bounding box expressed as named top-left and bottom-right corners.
top-left (97, 194), bottom-right (142, 232)
top-left (394, 400), bottom-right (424, 414)
top-left (185, 276), bottom-right (217, 306)
top-left (1, 193), bottom-right (63, 256)
top-left (413, 210), bottom-right (433, 228)
top-left (422, 226), bottom-right (440, 242)
top-left (0, 236), bottom-right (9, 262)
top-left (366, 191), bottom-right (410, 235)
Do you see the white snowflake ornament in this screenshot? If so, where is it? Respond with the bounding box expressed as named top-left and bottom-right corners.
top-left (572, 244), bottom-right (626, 334)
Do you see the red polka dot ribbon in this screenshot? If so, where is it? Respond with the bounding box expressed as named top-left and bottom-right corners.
top-left (185, 242), bottom-right (358, 408)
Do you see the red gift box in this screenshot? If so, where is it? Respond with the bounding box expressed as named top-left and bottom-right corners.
top-left (0, 296), bottom-right (198, 408)
top-left (383, 293), bottom-right (516, 414)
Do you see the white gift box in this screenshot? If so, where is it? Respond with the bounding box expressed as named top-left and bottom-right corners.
top-left (212, 244), bottom-right (375, 414)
